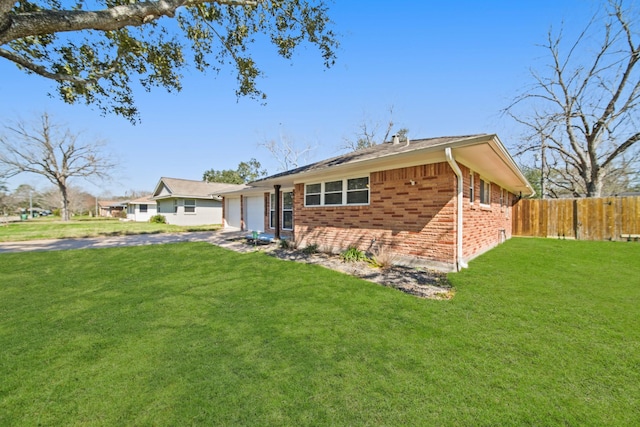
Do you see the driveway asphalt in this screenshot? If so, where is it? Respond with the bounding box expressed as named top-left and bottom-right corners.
top-left (0, 231), bottom-right (249, 254)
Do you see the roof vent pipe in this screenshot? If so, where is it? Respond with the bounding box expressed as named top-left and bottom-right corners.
top-left (392, 134), bottom-right (400, 145)
top-left (405, 137), bottom-right (410, 147)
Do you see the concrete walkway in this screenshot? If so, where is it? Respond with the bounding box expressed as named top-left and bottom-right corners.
top-left (0, 230), bottom-right (253, 254)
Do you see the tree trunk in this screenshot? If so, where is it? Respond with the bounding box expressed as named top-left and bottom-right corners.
top-left (59, 183), bottom-right (70, 221)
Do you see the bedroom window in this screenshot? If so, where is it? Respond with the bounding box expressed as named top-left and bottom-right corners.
top-left (304, 176), bottom-right (369, 207)
top-left (347, 177), bottom-right (369, 204)
top-left (480, 179), bottom-right (491, 205)
top-left (305, 184), bottom-right (321, 206)
top-left (184, 199), bottom-right (196, 213)
top-left (324, 180), bottom-right (343, 205)
top-left (140, 204), bottom-right (148, 213)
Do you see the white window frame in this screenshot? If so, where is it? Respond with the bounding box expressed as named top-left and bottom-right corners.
top-left (304, 176), bottom-right (370, 207)
top-left (140, 204), bottom-right (148, 213)
top-left (184, 199), bottom-right (196, 214)
top-left (269, 193), bottom-right (276, 229)
top-left (282, 191), bottom-right (293, 230)
top-left (173, 199), bottom-right (178, 214)
top-left (479, 178), bottom-right (491, 206)
top-left (269, 191), bottom-right (294, 230)
top-left (469, 171), bottom-right (475, 205)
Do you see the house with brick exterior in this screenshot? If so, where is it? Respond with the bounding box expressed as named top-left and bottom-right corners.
top-left (221, 134), bottom-right (534, 271)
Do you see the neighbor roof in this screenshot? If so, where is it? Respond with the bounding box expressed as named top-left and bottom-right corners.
top-left (127, 195), bottom-right (157, 204)
top-left (152, 177), bottom-right (246, 200)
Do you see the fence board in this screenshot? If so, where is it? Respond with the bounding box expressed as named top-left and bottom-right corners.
top-left (513, 196), bottom-right (640, 241)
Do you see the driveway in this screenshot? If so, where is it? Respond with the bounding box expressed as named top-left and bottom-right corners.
top-left (0, 230), bottom-right (250, 254)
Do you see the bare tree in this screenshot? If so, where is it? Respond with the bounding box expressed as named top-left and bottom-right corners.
top-left (259, 132), bottom-right (316, 172)
top-left (0, 0), bottom-right (338, 123)
top-left (340, 106), bottom-right (408, 152)
top-left (505, 0), bottom-right (640, 197)
top-left (0, 113), bottom-right (116, 220)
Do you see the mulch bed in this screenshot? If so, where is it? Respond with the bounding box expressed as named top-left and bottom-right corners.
top-left (267, 248), bottom-right (454, 300)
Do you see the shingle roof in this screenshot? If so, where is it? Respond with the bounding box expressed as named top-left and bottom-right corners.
top-left (128, 195), bottom-right (156, 204)
top-left (251, 134), bottom-right (486, 184)
top-left (153, 177), bottom-right (246, 199)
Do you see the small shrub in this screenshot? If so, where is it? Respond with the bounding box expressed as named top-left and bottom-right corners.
top-left (279, 239), bottom-right (292, 249)
top-left (370, 245), bottom-right (398, 270)
top-left (340, 246), bottom-right (369, 263)
top-left (149, 214), bottom-right (167, 224)
top-left (302, 243), bottom-right (319, 254)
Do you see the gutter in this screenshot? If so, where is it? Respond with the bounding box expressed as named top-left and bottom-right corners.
top-left (445, 147), bottom-right (468, 271)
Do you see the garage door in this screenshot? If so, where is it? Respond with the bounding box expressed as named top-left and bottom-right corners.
top-left (225, 197), bottom-right (241, 229)
top-left (245, 196), bottom-right (264, 232)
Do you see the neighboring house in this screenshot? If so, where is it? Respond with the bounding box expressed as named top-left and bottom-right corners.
top-left (221, 134), bottom-right (534, 271)
top-left (98, 200), bottom-right (126, 217)
top-left (152, 177), bottom-right (245, 226)
top-left (126, 195), bottom-right (157, 222)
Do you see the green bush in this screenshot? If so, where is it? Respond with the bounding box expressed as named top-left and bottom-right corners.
top-left (301, 243), bottom-right (319, 254)
top-left (149, 214), bottom-right (167, 224)
top-left (340, 246), bottom-right (369, 263)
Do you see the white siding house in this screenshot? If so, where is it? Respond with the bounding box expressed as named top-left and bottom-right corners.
top-left (152, 177), bottom-right (245, 226)
top-left (126, 195), bottom-right (157, 222)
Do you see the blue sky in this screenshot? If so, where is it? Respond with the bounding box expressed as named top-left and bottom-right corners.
top-left (0, 0), bottom-right (602, 196)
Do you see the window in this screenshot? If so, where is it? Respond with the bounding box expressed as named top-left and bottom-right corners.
top-left (184, 199), bottom-right (196, 213)
top-left (324, 180), bottom-right (343, 205)
top-left (305, 184), bottom-right (321, 206)
top-left (173, 200), bottom-right (178, 213)
top-left (480, 179), bottom-right (491, 205)
top-left (499, 188), bottom-right (505, 211)
top-left (304, 176), bottom-right (369, 207)
top-left (270, 193), bottom-right (276, 228)
top-left (347, 177), bottom-right (369, 204)
top-left (469, 171), bottom-right (475, 204)
top-left (283, 192), bottom-right (293, 230)
top-left (140, 204), bottom-right (148, 213)
top-left (270, 192), bottom-right (293, 229)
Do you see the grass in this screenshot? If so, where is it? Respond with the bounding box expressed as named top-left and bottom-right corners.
top-left (0, 238), bottom-right (639, 425)
top-left (0, 216), bottom-right (220, 242)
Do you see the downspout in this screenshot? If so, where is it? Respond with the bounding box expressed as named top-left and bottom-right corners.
top-left (445, 148), bottom-right (468, 271)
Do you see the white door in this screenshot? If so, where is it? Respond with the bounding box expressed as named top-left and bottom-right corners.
top-left (225, 197), bottom-right (241, 229)
top-left (245, 196), bottom-right (264, 232)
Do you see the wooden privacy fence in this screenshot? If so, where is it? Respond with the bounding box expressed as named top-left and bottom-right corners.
top-left (512, 196), bottom-right (640, 241)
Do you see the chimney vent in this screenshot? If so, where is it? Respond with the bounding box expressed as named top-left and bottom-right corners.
top-left (392, 134), bottom-right (400, 145)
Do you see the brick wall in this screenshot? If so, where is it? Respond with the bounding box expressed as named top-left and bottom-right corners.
top-left (293, 163), bottom-right (458, 268)
top-left (461, 166), bottom-right (514, 261)
top-left (289, 162), bottom-right (516, 270)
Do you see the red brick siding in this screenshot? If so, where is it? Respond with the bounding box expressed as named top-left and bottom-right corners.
top-left (461, 166), bottom-right (514, 260)
top-left (293, 163), bottom-right (458, 266)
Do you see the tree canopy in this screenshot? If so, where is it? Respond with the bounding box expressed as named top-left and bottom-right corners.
top-left (0, 0), bottom-right (338, 122)
top-left (203, 158), bottom-right (266, 183)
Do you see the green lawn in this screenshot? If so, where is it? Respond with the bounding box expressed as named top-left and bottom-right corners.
top-left (0, 238), bottom-right (638, 425)
top-left (0, 217), bottom-right (220, 242)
